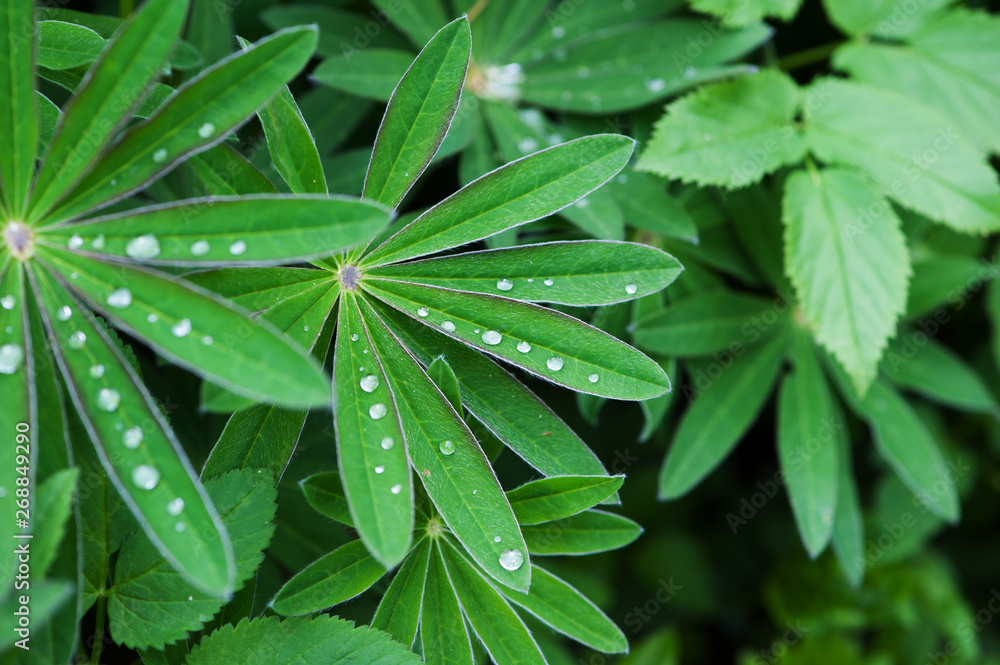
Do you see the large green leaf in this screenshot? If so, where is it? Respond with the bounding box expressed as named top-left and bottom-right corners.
top-left (36, 20), bottom-right (105, 70)
top-left (422, 542), bottom-right (474, 665)
top-left (364, 17), bottom-right (471, 210)
top-left (521, 510), bottom-right (642, 556)
top-left (29, 264), bottom-right (234, 595)
top-left (358, 297), bottom-right (530, 591)
top-left (29, 0), bottom-right (189, 221)
top-left (371, 539), bottom-right (430, 647)
top-left (38, 249), bottom-right (332, 408)
top-left (507, 476), bottom-right (624, 526)
top-left (803, 79), bottom-right (1000, 233)
top-left (637, 70), bottom-right (804, 189)
top-left (368, 241), bottom-right (682, 307)
top-left (108, 469), bottom-right (276, 649)
top-left (783, 168), bottom-right (910, 395)
top-left (334, 293), bottom-right (413, 568)
top-left (364, 279), bottom-right (670, 400)
top-left (49, 26), bottom-right (319, 222)
top-left (659, 332), bottom-right (788, 499)
top-left (0, 0), bottom-right (36, 216)
top-left (362, 134), bottom-right (635, 266)
top-left (40, 195), bottom-right (389, 266)
top-left (270, 539), bottom-right (388, 616)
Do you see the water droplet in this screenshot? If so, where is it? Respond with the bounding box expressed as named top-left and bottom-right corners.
top-left (518, 137), bottom-right (538, 153)
top-left (499, 549), bottom-right (524, 571)
top-left (201, 335), bottom-right (213, 345)
top-left (577, 67), bottom-right (591, 78)
top-left (132, 464), bottom-right (159, 490)
top-left (390, 483), bottom-right (402, 495)
top-left (497, 279), bottom-right (514, 292)
top-left (441, 321), bottom-right (456, 333)
top-left (122, 426), bottom-right (143, 449)
top-left (171, 318), bottom-right (192, 337)
top-left (547, 357), bottom-right (564, 371)
top-left (381, 437), bottom-right (394, 450)
top-left (440, 440), bottom-right (456, 455)
top-left (57, 306), bottom-right (72, 321)
top-left (106, 288), bottom-right (132, 308)
top-left (126, 234), bottom-right (161, 259)
top-left (147, 314), bottom-right (158, 323)
top-left (493, 535), bottom-right (502, 543)
top-left (89, 364), bottom-right (105, 378)
top-left (517, 341), bottom-right (531, 353)
top-left (0, 344), bottom-right (24, 375)
top-left (375, 465), bottom-right (385, 474)
top-left (417, 307), bottom-right (429, 317)
top-left (543, 278), bottom-right (554, 287)
top-left (473, 489), bottom-right (478, 495)
top-left (0, 295), bottom-right (15, 310)
top-left (176, 522), bottom-right (187, 532)
top-left (551, 26), bottom-right (565, 38)
top-left (589, 373), bottom-right (599, 383)
top-left (474, 329), bottom-right (481, 334)
top-left (527, 278), bottom-right (534, 283)
top-left (684, 66), bottom-right (697, 78)
top-left (191, 240), bottom-right (210, 256)
top-left (198, 122), bottom-right (215, 139)
top-left (92, 234), bottom-right (106, 250)
top-left (68, 234), bottom-right (84, 250)
top-left (152, 148), bottom-right (168, 163)
top-left (520, 109), bottom-right (543, 126)
top-left (97, 388), bottom-right (121, 412)
top-left (369, 403), bottom-right (387, 420)
top-left (229, 240), bottom-right (247, 255)
top-left (645, 78), bottom-right (665, 93)
top-left (482, 330), bottom-right (502, 345)
top-left (617, 174), bottom-right (629, 184)
top-left (625, 283), bottom-right (638, 295)
top-left (351, 333), bottom-right (359, 342)
top-left (360, 374), bottom-right (379, 393)
top-left (575, 197), bottom-right (590, 209)
top-left (68, 331), bottom-right (87, 349)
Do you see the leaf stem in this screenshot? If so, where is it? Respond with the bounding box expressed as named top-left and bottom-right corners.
top-left (778, 41), bottom-right (843, 71)
top-left (90, 594), bottom-right (107, 665)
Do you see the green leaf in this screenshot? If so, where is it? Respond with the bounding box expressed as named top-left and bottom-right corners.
top-left (802, 79), bottom-right (1000, 234)
top-left (507, 476), bottom-right (624, 526)
top-left (312, 49), bottom-right (414, 102)
top-left (362, 134), bottom-right (635, 266)
top-left (335, 293), bottom-right (413, 567)
top-left (29, 264), bottom-right (234, 595)
top-left (500, 564), bottom-right (627, 654)
top-left (881, 334), bottom-right (998, 414)
top-left (634, 290), bottom-right (781, 357)
top-left (777, 332), bottom-right (839, 558)
top-left (422, 542), bottom-right (474, 665)
top-left (858, 380), bottom-right (960, 522)
top-left (0, 0), bottom-right (36, 217)
top-left (49, 26), bottom-right (319, 223)
top-left (108, 469), bottom-right (277, 649)
top-left (372, 302), bottom-right (614, 482)
top-left (253, 76), bottom-right (328, 195)
top-left (188, 615), bottom-right (423, 665)
top-left (37, 20), bottom-right (105, 70)
top-left (783, 168), bottom-right (910, 395)
top-left (29, 468), bottom-right (78, 578)
top-left (300, 472), bottom-right (354, 526)
top-left (821, 0), bottom-right (952, 38)
top-left (439, 540), bottom-right (547, 665)
top-left (38, 249), bottom-right (332, 408)
top-left (364, 279), bottom-right (670, 400)
top-left (368, 241), bottom-right (682, 307)
top-left (40, 195), bottom-right (390, 266)
top-left (521, 510), bottom-right (642, 556)
top-left (833, 9), bottom-right (1000, 154)
top-left (357, 297), bottom-right (531, 591)
top-left (470, 0), bottom-right (546, 63)
top-left (691, 0), bottom-right (803, 26)
top-left (659, 332), bottom-right (788, 499)
top-left (606, 170), bottom-right (699, 242)
top-left (189, 144), bottom-right (278, 197)
top-left (637, 70), bottom-right (804, 189)
top-left (427, 356), bottom-right (462, 412)
top-left (371, 539), bottom-right (431, 647)
top-left (831, 418), bottom-right (864, 587)
top-left (364, 17), bottom-right (471, 210)
top-left (0, 581), bottom-right (73, 651)
top-left (202, 405), bottom-right (308, 480)
top-left (260, 4), bottom-right (410, 57)
top-left (28, 0), bottom-right (189, 221)
top-left (372, 0), bottom-right (448, 46)
top-left (519, 20), bottom-right (770, 114)
top-left (35, 91), bottom-right (61, 152)
top-left (905, 253), bottom-right (988, 320)
top-left (270, 539), bottom-right (388, 615)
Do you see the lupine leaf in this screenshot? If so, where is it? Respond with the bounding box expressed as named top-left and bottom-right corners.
top-left (300, 472), bottom-right (354, 527)
top-left (427, 356), bottom-right (462, 412)
top-left (36, 20), bottom-right (105, 70)
top-left (253, 73), bottom-right (328, 195)
top-left (260, 4), bottom-right (409, 57)
top-left (605, 170), bottom-right (699, 242)
top-left (28, 468), bottom-right (78, 579)
top-left (422, 542), bottom-right (474, 665)
top-left (29, 265), bottom-right (234, 595)
top-left (270, 539), bottom-right (388, 615)
top-left (364, 17), bottom-right (471, 210)
top-left (368, 241), bottom-right (682, 307)
top-left (371, 539), bottom-right (431, 647)
top-left (507, 476), bottom-right (624, 525)
top-left (189, 145), bottom-right (278, 197)
top-left (362, 134), bottom-right (635, 266)
top-left (373, 0), bottom-right (449, 46)
top-left (0, 0), bottom-right (35, 215)
top-left (521, 510), bottom-right (642, 556)
top-left (312, 50), bottom-right (414, 102)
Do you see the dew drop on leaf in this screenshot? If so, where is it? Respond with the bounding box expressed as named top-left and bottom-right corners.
top-left (0, 295), bottom-right (14, 310)
top-left (168, 498), bottom-right (185, 515)
top-left (106, 288), bottom-right (132, 308)
top-left (0, 344), bottom-right (24, 375)
top-left (190, 240), bottom-right (210, 256)
top-left (482, 330), bottom-right (502, 345)
top-left (441, 321), bottom-right (456, 332)
top-left (97, 388), bottom-right (121, 412)
top-left (92, 234), bottom-right (106, 250)
top-left (56, 306), bottom-right (72, 321)
top-left (589, 373), bottom-right (600, 383)
top-left (68, 331), bottom-right (87, 349)
top-left (543, 278), bottom-right (554, 286)
top-left (126, 234), bottom-right (161, 259)
top-left (89, 365), bottom-right (105, 378)
top-left (517, 341), bottom-right (531, 353)
top-left (375, 465), bottom-right (385, 474)
top-left (229, 240), bottom-right (247, 255)
top-left (152, 148), bottom-right (168, 163)
top-left (390, 483), bottom-right (402, 495)
top-left (645, 78), bottom-right (665, 93)
top-left (493, 535), bottom-right (501, 543)
top-left (351, 333), bottom-right (359, 342)
top-left (360, 375), bottom-right (379, 393)
top-left (498, 549), bottom-right (524, 571)
top-left (171, 318), bottom-right (192, 337)
top-left (417, 307), bottom-right (429, 317)
top-left (369, 403), bottom-right (388, 420)
top-left (202, 336), bottom-right (213, 345)
top-left (132, 464), bottom-right (159, 490)
top-left (497, 279), bottom-right (514, 292)
top-left (176, 523), bottom-right (187, 532)
top-left (122, 426), bottom-right (143, 449)
top-left (551, 26), bottom-right (565, 38)
top-left (198, 122), bottom-right (215, 138)
top-left (518, 137), bottom-right (538, 153)
top-left (68, 234), bottom-right (84, 250)
top-left (439, 440), bottom-right (456, 455)
top-left (547, 357), bottom-right (564, 371)
top-left (625, 283), bottom-right (638, 295)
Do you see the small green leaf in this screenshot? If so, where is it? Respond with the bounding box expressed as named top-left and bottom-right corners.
top-left (905, 254), bottom-right (988, 320)
top-left (372, 0), bottom-right (449, 46)
top-left (427, 356), bottom-right (462, 412)
top-left (202, 405), bottom-right (308, 481)
top-left (507, 476), bottom-right (624, 525)
top-left (521, 510), bottom-right (642, 556)
top-left (606, 170), bottom-right (699, 242)
top-left (28, 0), bottom-right (189, 221)
top-left (300, 472), bottom-right (354, 527)
top-left (254, 79), bottom-right (328, 195)
top-left (270, 539), bottom-right (388, 616)
top-left (365, 279), bottom-right (670, 400)
top-left (312, 49), bottom-right (414, 102)
top-left (422, 542), bottom-right (474, 665)
top-left (822, 0), bottom-right (951, 38)
top-left (659, 332), bottom-right (788, 499)
top-left (691, 0), bottom-right (802, 26)
top-left (637, 70), bottom-right (804, 189)
top-left (30, 265), bottom-right (234, 596)
top-left (189, 144), bottom-right (278, 197)
top-left (37, 20), bottom-right (105, 70)
top-left (368, 241), bottom-right (682, 307)
top-left (783, 168), bottom-right (910, 395)
top-left (357, 297), bottom-right (531, 591)
top-left (831, 417), bottom-right (864, 587)
top-left (0, 0), bottom-right (37, 217)
top-left (260, 4), bottom-right (409, 57)
top-left (363, 134), bottom-right (635, 266)
top-left (29, 468), bottom-right (79, 579)
top-left (372, 539), bottom-right (431, 647)
top-left (500, 564), bottom-right (627, 654)
top-left (364, 17), bottom-right (471, 210)
top-left (35, 91), bottom-right (61, 152)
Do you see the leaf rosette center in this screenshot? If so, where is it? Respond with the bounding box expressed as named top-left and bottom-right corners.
top-left (2, 221), bottom-right (35, 261)
top-left (337, 263), bottom-right (362, 291)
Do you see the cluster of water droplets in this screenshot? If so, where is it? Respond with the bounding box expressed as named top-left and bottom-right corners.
top-left (121, 231), bottom-right (250, 262)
